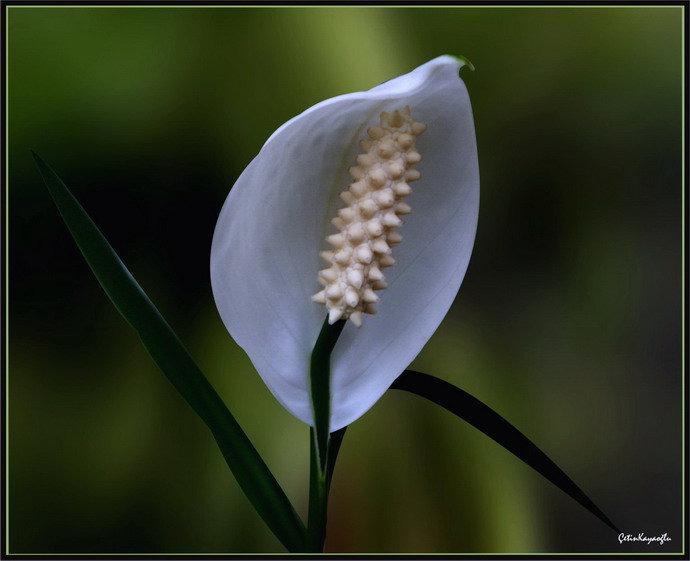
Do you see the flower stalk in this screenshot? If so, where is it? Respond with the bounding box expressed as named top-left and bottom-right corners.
top-left (307, 316), bottom-right (346, 551)
top-left (307, 428), bottom-right (329, 552)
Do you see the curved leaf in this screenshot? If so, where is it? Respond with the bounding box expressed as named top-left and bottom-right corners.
top-left (391, 369), bottom-right (619, 534)
top-left (32, 152), bottom-right (306, 552)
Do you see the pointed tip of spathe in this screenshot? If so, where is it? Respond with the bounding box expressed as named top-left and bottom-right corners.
top-left (443, 54), bottom-right (475, 72)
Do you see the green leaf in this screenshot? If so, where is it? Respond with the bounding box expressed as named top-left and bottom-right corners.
top-left (32, 152), bottom-right (306, 552)
top-left (391, 370), bottom-right (619, 534)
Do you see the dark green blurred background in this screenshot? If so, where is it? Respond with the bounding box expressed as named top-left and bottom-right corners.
top-left (6, 5), bottom-right (683, 554)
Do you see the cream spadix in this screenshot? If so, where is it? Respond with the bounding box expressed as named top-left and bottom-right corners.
top-left (312, 107), bottom-right (426, 327)
top-left (211, 55), bottom-right (479, 431)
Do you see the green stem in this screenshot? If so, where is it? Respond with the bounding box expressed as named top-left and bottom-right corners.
top-left (306, 426), bottom-right (348, 552)
top-left (306, 317), bottom-right (345, 552)
top-left (307, 428), bottom-right (329, 552)
top-left (309, 317), bottom-right (346, 470)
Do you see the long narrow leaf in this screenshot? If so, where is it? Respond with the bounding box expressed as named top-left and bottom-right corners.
top-left (390, 369), bottom-right (619, 534)
top-left (33, 153), bottom-right (306, 552)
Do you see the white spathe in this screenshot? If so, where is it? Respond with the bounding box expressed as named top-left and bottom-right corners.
top-left (211, 55), bottom-right (479, 431)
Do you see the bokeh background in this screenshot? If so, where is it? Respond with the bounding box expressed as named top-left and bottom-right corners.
top-left (6, 6), bottom-right (683, 554)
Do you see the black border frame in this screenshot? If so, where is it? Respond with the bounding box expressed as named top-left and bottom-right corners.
top-left (0, 1), bottom-right (687, 559)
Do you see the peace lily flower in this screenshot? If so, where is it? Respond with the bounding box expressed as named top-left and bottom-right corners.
top-left (211, 55), bottom-right (479, 432)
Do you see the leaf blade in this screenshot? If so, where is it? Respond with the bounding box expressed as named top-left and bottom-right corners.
top-left (391, 369), bottom-right (619, 534)
top-left (32, 152), bottom-right (306, 552)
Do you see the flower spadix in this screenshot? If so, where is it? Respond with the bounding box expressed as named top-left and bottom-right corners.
top-left (211, 56), bottom-right (479, 431)
top-left (312, 106), bottom-right (425, 327)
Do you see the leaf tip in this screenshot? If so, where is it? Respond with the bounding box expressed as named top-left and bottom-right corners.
top-left (30, 150), bottom-right (49, 177)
